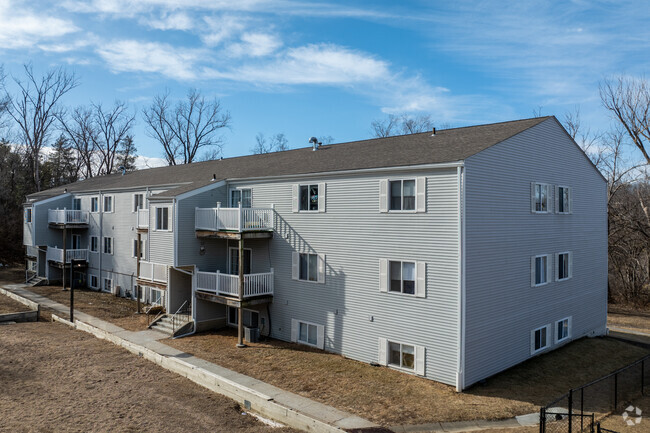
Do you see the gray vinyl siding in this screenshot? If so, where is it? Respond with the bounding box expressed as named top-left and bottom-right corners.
top-left (229, 168), bottom-right (460, 385)
top-left (176, 183), bottom-right (227, 270)
top-left (463, 118), bottom-right (607, 387)
top-left (23, 206), bottom-right (33, 246)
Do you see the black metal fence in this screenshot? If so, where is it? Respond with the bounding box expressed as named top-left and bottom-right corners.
top-left (540, 354), bottom-right (650, 433)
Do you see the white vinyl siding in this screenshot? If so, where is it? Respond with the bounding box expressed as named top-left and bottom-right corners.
top-left (291, 319), bottom-right (324, 349)
top-left (531, 324), bottom-right (551, 355)
top-left (378, 337), bottom-right (425, 375)
top-left (531, 254), bottom-right (551, 287)
top-left (531, 182), bottom-right (552, 213)
top-left (556, 251), bottom-right (572, 281)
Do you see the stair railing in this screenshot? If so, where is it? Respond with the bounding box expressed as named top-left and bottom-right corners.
top-left (147, 308), bottom-right (165, 328)
top-left (171, 300), bottom-right (191, 335)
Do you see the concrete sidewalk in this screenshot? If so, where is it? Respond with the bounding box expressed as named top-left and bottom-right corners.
top-left (2, 283), bottom-right (540, 433)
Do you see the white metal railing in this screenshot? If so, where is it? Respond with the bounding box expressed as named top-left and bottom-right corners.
top-left (139, 260), bottom-right (168, 283)
top-left (46, 247), bottom-right (88, 263)
top-left (195, 268), bottom-right (274, 298)
top-left (137, 209), bottom-right (149, 229)
top-left (195, 206), bottom-right (274, 232)
top-left (48, 208), bottom-right (89, 224)
top-left (26, 245), bottom-right (39, 257)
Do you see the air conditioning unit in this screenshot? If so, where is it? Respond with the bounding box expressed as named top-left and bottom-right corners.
top-left (244, 327), bottom-right (260, 343)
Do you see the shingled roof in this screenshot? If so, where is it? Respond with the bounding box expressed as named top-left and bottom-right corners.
top-left (27, 116), bottom-right (552, 202)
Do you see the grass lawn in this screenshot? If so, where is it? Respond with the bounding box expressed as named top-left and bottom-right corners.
top-left (0, 293), bottom-right (31, 314)
top-left (166, 330), bottom-right (649, 426)
top-left (608, 304), bottom-right (650, 335)
top-left (28, 285), bottom-right (149, 331)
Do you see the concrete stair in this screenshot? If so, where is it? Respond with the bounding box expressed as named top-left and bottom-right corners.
top-left (26, 275), bottom-right (48, 286)
top-left (150, 314), bottom-right (192, 336)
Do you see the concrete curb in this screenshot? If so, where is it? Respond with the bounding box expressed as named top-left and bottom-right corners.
top-left (0, 287), bottom-right (40, 313)
top-left (51, 314), bottom-right (371, 432)
top-left (0, 310), bottom-right (38, 323)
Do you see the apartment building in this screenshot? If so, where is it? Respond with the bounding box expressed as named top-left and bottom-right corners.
top-left (23, 116), bottom-right (607, 390)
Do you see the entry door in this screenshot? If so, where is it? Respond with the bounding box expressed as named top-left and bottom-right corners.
top-left (229, 248), bottom-right (252, 275)
top-left (71, 234), bottom-right (81, 249)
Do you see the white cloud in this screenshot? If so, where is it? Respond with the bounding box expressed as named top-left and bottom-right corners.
top-left (143, 11), bottom-right (194, 30)
top-left (0, 0), bottom-right (78, 50)
top-left (201, 15), bottom-right (247, 46)
top-left (96, 40), bottom-right (204, 80)
top-left (227, 33), bottom-right (282, 57)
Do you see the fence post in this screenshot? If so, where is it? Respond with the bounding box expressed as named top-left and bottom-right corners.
top-left (568, 389), bottom-right (573, 433)
top-left (643, 360), bottom-right (645, 396)
top-left (614, 372), bottom-right (618, 410)
top-left (581, 387), bottom-right (584, 432)
top-left (539, 407), bottom-right (545, 433)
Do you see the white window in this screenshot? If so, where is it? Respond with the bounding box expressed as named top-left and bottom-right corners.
top-left (292, 183), bottom-right (326, 213)
top-left (556, 252), bottom-right (572, 281)
top-left (531, 254), bottom-right (551, 287)
top-left (531, 324), bottom-right (551, 354)
top-left (103, 196), bottom-right (113, 213)
top-left (133, 194), bottom-right (144, 212)
top-left (89, 274), bottom-right (98, 289)
top-left (292, 252), bottom-right (325, 283)
top-left (531, 183), bottom-right (552, 213)
top-left (389, 260), bottom-right (416, 294)
top-left (228, 307), bottom-right (259, 328)
top-left (91, 197), bottom-right (99, 213)
top-left (390, 179), bottom-right (416, 211)
top-left (132, 239), bottom-right (144, 258)
top-left (556, 317), bottom-right (571, 343)
top-left (378, 338), bottom-right (425, 375)
top-left (150, 288), bottom-right (164, 306)
top-left (230, 188), bottom-right (252, 208)
top-left (103, 278), bottom-right (113, 292)
top-left (291, 319), bottom-right (324, 349)
top-left (24, 208), bottom-right (32, 223)
top-left (72, 198), bottom-right (81, 210)
top-left (103, 237), bottom-right (113, 255)
top-left (90, 236), bottom-right (99, 253)
top-left (556, 186), bottom-right (572, 214)
top-left (155, 207), bottom-right (170, 231)
top-left (27, 260), bottom-right (37, 272)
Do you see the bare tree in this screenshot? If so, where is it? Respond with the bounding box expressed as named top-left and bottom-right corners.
top-left (600, 76), bottom-right (650, 164)
top-left (58, 106), bottom-right (98, 179)
top-left (562, 106), bottom-right (602, 164)
top-left (143, 88), bottom-right (231, 165)
top-left (2, 64), bottom-right (79, 191)
top-left (92, 101), bottom-right (135, 176)
top-left (370, 113), bottom-right (434, 138)
top-left (251, 132), bottom-right (289, 154)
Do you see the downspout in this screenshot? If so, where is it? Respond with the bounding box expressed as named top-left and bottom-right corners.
top-left (456, 165), bottom-right (466, 392)
top-left (99, 190), bottom-right (103, 292)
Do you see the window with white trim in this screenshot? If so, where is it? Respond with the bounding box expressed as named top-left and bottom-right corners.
top-left (90, 236), bottom-right (99, 253)
top-left (389, 260), bottom-right (416, 294)
top-left (103, 237), bottom-right (113, 255)
top-left (557, 186), bottom-right (571, 214)
top-left (89, 274), bottom-right (98, 289)
top-left (292, 252), bottom-right (325, 283)
top-left (72, 198), bottom-right (81, 210)
top-left (24, 208), bottom-right (32, 223)
top-left (531, 325), bottom-right (551, 354)
top-left (91, 197), bottom-right (99, 212)
top-left (103, 278), bottom-right (113, 292)
top-left (155, 207), bottom-right (170, 231)
top-left (150, 288), bottom-right (164, 306)
top-left (299, 184), bottom-right (319, 211)
top-left (133, 194), bottom-right (144, 212)
top-left (556, 252), bottom-right (572, 281)
top-left (532, 254), bottom-right (551, 286)
top-left (230, 188), bottom-right (252, 208)
top-left (531, 182), bottom-right (551, 213)
top-left (132, 239), bottom-right (144, 258)
top-left (556, 317), bottom-right (571, 343)
top-left (103, 196), bottom-right (113, 213)
top-left (378, 338), bottom-right (425, 375)
top-left (291, 319), bottom-right (324, 349)
top-left (390, 179), bottom-right (415, 211)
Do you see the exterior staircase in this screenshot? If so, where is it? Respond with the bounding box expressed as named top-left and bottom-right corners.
top-left (26, 275), bottom-right (48, 286)
top-left (149, 314), bottom-right (192, 336)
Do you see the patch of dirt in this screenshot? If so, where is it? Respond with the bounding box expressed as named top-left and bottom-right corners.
top-left (0, 321), bottom-right (296, 433)
top-left (0, 264), bottom-right (25, 285)
top-left (0, 293), bottom-right (31, 314)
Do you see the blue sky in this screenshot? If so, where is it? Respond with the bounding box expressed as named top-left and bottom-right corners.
top-left (1, 0), bottom-right (649, 163)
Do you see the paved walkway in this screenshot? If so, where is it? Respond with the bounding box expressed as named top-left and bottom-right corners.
top-left (2, 283), bottom-right (540, 433)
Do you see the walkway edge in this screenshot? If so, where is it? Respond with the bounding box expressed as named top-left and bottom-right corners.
top-left (51, 314), bottom-right (360, 433)
top-left (0, 287), bottom-right (40, 312)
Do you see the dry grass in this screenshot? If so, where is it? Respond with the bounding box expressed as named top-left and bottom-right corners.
top-left (167, 330), bottom-right (649, 426)
top-left (0, 293), bottom-right (31, 314)
top-left (0, 264), bottom-right (25, 285)
top-left (28, 285), bottom-right (149, 331)
top-left (609, 305), bottom-right (650, 335)
top-left (597, 394), bottom-right (650, 432)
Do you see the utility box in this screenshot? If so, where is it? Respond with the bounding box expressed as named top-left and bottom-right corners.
top-left (245, 327), bottom-right (260, 343)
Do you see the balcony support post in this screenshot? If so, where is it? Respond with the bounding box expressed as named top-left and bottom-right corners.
top-left (236, 237), bottom-right (246, 348)
top-left (136, 232), bottom-right (142, 314)
top-left (62, 226), bottom-right (67, 291)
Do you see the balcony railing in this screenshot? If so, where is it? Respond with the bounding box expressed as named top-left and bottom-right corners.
top-left (196, 269), bottom-right (274, 298)
top-left (46, 247), bottom-right (88, 264)
top-left (139, 261), bottom-right (168, 284)
top-left (48, 209), bottom-right (89, 225)
top-left (136, 209), bottom-right (149, 229)
top-left (195, 206), bottom-right (274, 232)
top-left (26, 245), bottom-right (39, 257)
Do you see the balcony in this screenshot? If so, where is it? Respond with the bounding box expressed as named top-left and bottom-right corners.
top-left (195, 207), bottom-right (274, 239)
top-left (26, 245), bottom-right (39, 258)
top-left (46, 247), bottom-right (88, 265)
top-left (138, 261), bottom-right (168, 284)
top-left (48, 209), bottom-right (89, 227)
top-left (136, 209), bottom-right (149, 230)
top-left (196, 269), bottom-right (274, 300)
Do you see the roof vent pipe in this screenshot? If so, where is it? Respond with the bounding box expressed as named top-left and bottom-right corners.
top-left (309, 136), bottom-right (321, 151)
top-left (119, 165), bottom-right (126, 175)
top-left (432, 127), bottom-right (436, 136)
top-left (211, 174), bottom-right (216, 181)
